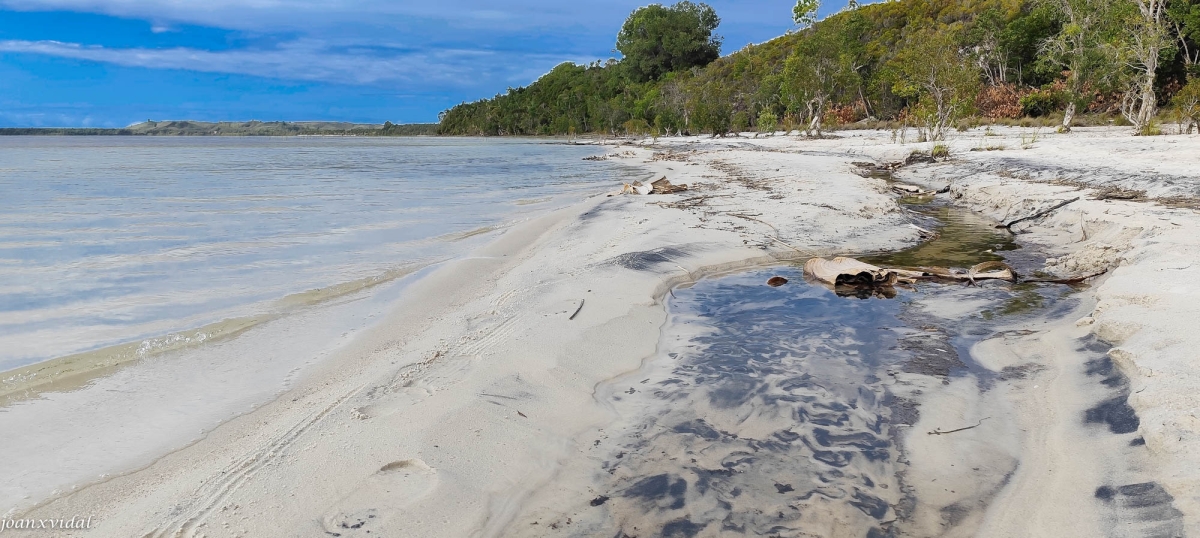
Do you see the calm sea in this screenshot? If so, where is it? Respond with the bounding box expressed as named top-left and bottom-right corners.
top-left (0, 136), bottom-right (625, 371)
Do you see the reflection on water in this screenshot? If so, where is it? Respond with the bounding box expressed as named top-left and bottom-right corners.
top-left (862, 204), bottom-right (1019, 269)
top-left (593, 269), bottom-right (908, 536)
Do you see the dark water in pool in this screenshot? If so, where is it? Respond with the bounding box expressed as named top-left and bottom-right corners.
top-left (571, 203), bottom-right (1135, 538)
top-left (594, 268), bottom-right (911, 536)
top-left (540, 200), bottom-right (1181, 538)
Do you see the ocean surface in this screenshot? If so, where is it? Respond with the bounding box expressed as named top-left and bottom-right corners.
top-left (0, 136), bottom-right (628, 371)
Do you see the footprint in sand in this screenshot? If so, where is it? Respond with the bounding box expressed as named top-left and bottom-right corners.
top-left (321, 459), bottom-right (438, 537)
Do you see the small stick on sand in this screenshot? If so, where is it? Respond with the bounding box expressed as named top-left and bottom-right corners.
top-left (928, 417), bottom-right (991, 436)
top-left (998, 197), bottom-right (1080, 232)
top-left (727, 212), bottom-right (818, 256)
top-left (569, 299), bottom-right (585, 320)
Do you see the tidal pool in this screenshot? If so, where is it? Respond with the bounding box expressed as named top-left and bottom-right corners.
top-left (545, 202), bottom-right (1180, 537)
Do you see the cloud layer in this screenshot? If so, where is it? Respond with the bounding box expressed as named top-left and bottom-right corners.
top-left (0, 39), bottom-right (576, 88)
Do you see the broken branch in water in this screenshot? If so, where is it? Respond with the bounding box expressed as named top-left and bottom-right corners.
top-left (928, 417), bottom-right (991, 436)
top-left (998, 197), bottom-right (1081, 232)
top-left (569, 299), bottom-right (585, 320)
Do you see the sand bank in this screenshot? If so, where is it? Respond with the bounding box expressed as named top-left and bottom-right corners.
top-left (11, 127), bottom-right (1200, 537)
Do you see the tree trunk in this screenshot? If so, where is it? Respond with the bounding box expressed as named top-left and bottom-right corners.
top-left (1062, 101), bottom-right (1076, 133)
top-left (1136, 74), bottom-right (1158, 132)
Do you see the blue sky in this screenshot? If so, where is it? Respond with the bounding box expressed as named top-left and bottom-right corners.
top-left (0, 1), bottom-right (860, 127)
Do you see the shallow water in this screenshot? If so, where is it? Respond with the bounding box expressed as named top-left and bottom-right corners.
top-left (862, 203), bottom-right (1020, 269)
top-left (553, 202), bottom-right (1181, 537)
top-left (0, 137), bottom-right (629, 369)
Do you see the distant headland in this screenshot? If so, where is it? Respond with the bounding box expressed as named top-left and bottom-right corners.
top-left (0, 120), bottom-right (439, 136)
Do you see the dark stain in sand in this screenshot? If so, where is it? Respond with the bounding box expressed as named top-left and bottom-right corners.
top-left (1086, 397), bottom-right (1141, 434)
top-left (661, 517), bottom-right (706, 537)
top-left (1083, 355), bottom-right (1141, 435)
top-left (623, 474), bottom-right (688, 510)
top-left (1095, 482), bottom-right (1185, 537)
top-left (610, 246), bottom-right (691, 271)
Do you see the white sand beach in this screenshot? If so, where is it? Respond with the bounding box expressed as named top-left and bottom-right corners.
top-left (9, 127), bottom-right (1200, 537)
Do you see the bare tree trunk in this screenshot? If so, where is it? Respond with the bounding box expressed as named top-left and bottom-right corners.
top-left (858, 87), bottom-right (875, 118)
top-left (1137, 72), bottom-right (1158, 130)
top-left (1062, 101), bottom-right (1076, 132)
top-left (1129, 0), bottom-right (1166, 133)
top-left (809, 111), bottom-right (823, 136)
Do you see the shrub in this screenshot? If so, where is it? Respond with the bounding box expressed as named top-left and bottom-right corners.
top-left (976, 84), bottom-right (1026, 120)
top-left (1172, 79), bottom-right (1200, 134)
top-left (1019, 88), bottom-right (1063, 117)
top-left (623, 118), bottom-right (651, 135)
top-left (757, 110), bottom-right (778, 133)
top-left (826, 105), bottom-right (859, 125)
top-left (732, 111), bottom-right (751, 133)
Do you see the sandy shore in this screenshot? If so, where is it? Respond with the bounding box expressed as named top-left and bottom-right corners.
top-left (10, 126), bottom-right (1200, 537)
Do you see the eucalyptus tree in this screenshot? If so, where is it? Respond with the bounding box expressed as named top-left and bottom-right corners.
top-left (887, 29), bottom-right (981, 142)
top-left (1118, 0), bottom-right (1172, 133)
top-left (1038, 0), bottom-right (1122, 132)
top-left (780, 17), bottom-right (861, 135)
top-left (793, 0), bottom-right (820, 28)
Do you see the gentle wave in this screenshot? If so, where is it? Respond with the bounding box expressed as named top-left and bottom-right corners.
top-left (0, 261), bottom-right (430, 406)
top-left (0, 137), bottom-right (626, 368)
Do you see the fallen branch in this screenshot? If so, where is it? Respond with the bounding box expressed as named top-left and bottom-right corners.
top-left (928, 417), bottom-right (990, 436)
top-left (1021, 269), bottom-right (1108, 284)
top-left (998, 197), bottom-right (1080, 232)
top-left (569, 299), bottom-right (585, 320)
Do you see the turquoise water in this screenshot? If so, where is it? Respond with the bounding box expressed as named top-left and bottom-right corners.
top-left (0, 136), bottom-right (625, 369)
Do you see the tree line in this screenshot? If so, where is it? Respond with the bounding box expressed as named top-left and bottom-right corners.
top-left (438, 0), bottom-right (1200, 139)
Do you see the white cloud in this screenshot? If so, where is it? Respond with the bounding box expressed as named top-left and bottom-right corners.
top-left (0, 39), bottom-right (575, 87)
top-left (0, 0), bottom-right (612, 32)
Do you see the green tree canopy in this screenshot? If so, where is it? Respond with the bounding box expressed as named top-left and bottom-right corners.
top-left (793, 0), bottom-right (820, 28)
top-left (887, 28), bottom-right (982, 141)
top-left (616, 1), bottom-right (723, 82)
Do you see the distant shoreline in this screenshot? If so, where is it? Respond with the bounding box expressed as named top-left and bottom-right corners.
top-left (0, 120), bottom-right (439, 136)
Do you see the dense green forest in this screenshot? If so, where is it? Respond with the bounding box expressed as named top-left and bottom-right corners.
top-left (0, 121), bottom-right (440, 136)
top-left (438, 0), bottom-right (1200, 139)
